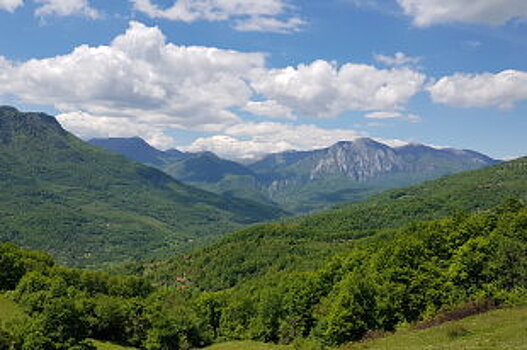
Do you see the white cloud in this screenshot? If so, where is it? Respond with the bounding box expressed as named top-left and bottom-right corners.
top-left (250, 60), bottom-right (426, 118)
top-left (428, 70), bottom-right (527, 109)
top-left (0, 22), bottom-right (427, 155)
top-left (0, 0), bottom-right (100, 17)
top-left (397, 0), bottom-right (527, 27)
top-left (364, 111), bottom-right (420, 122)
top-left (233, 15), bottom-right (305, 33)
top-left (243, 100), bottom-right (296, 120)
top-left (35, 0), bottom-right (100, 18)
top-left (183, 121), bottom-right (366, 160)
top-left (0, 21), bottom-right (264, 132)
top-left (0, 0), bottom-right (23, 12)
top-left (56, 111), bottom-right (176, 149)
top-left (133, 0), bottom-right (304, 33)
top-left (374, 52), bottom-right (421, 66)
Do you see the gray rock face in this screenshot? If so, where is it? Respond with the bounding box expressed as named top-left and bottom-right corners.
top-left (251, 138), bottom-right (499, 185)
top-left (308, 139), bottom-right (405, 182)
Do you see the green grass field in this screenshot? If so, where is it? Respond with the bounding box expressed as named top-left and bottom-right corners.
top-left (204, 341), bottom-right (291, 350)
top-left (342, 306), bottom-right (527, 350)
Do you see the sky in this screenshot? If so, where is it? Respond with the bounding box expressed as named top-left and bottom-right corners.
top-left (0, 0), bottom-right (526, 161)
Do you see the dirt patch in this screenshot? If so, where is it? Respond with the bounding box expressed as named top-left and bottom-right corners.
top-left (414, 299), bottom-right (498, 330)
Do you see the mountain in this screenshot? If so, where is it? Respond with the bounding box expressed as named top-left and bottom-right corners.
top-left (138, 157), bottom-right (527, 347)
top-left (88, 137), bottom-right (187, 166)
top-left (90, 137), bottom-right (499, 213)
top-left (88, 137), bottom-right (276, 205)
top-left (88, 137), bottom-right (169, 166)
top-left (143, 156), bottom-right (527, 290)
top-left (248, 138), bottom-right (499, 212)
top-left (251, 138), bottom-right (497, 182)
top-left (0, 106), bottom-right (285, 267)
top-left (164, 151), bottom-right (255, 183)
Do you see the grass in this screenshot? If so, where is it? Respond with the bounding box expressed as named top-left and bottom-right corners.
top-left (0, 294), bottom-right (25, 325)
top-left (341, 306), bottom-right (527, 350)
top-left (90, 340), bottom-right (137, 350)
top-left (204, 341), bottom-right (291, 349)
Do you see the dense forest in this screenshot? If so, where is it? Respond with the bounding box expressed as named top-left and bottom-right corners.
top-left (1, 199), bottom-right (526, 349)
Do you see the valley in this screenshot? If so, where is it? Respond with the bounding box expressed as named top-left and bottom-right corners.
top-left (1, 2), bottom-right (526, 349)
top-left (0, 111), bottom-right (525, 349)
top-left (0, 107), bottom-right (285, 267)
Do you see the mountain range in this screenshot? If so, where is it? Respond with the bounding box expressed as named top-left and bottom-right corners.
top-left (90, 136), bottom-right (499, 212)
top-left (0, 106), bottom-right (284, 266)
top-left (1, 105), bottom-right (526, 350)
top-left (143, 154), bottom-right (527, 290)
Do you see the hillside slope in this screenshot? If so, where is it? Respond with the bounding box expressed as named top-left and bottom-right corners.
top-left (343, 306), bottom-right (527, 350)
top-left (0, 106), bottom-right (285, 267)
top-left (142, 201), bottom-right (527, 347)
top-left (143, 156), bottom-right (527, 289)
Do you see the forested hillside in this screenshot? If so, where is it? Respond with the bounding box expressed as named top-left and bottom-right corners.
top-left (140, 157), bottom-right (527, 289)
top-left (0, 106), bottom-right (285, 267)
top-left (1, 201), bottom-right (526, 349)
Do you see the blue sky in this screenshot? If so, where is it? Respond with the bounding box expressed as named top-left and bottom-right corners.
top-left (0, 0), bottom-right (526, 160)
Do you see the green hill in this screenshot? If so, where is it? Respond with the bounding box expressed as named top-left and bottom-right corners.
top-left (141, 156), bottom-right (527, 290)
top-left (342, 306), bottom-right (527, 350)
top-left (0, 106), bottom-right (285, 267)
top-left (1, 192), bottom-right (526, 349)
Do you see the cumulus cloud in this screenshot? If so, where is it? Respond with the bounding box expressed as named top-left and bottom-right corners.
top-left (243, 100), bottom-right (296, 120)
top-left (428, 70), bottom-right (527, 109)
top-left (0, 0), bottom-right (100, 17)
top-left (183, 121), bottom-right (366, 160)
top-left (250, 60), bottom-right (426, 118)
top-left (397, 0), bottom-right (527, 27)
top-left (374, 52), bottom-right (421, 67)
top-left (0, 0), bottom-right (23, 12)
top-left (233, 15), bottom-right (305, 33)
top-left (35, 0), bottom-right (100, 18)
top-left (133, 0), bottom-right (304, 33)
top-left (0, 21), bottom-right (264, 139)
top-left (0, 22), bottom-right (425, 151)
top-left (364, 111), bottom-right (420, 122)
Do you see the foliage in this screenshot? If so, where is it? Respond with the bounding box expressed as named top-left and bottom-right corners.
top-left (0, 106), bottom-right (285, 267)
top-left (161, 202), bottom-right (527, 347)
top-left (0, 202), bottom-right (526, 348)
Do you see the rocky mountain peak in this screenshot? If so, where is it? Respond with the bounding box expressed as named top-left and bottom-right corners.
top-left (309, 139), bottom-right (403, 181)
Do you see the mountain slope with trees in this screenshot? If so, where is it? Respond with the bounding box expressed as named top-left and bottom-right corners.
top-left (1, 201), bottom-right (525, 349)
top-left (140, 156), bottom-right (527, 290)
top-left (0, 106), bottom-right (285, 267)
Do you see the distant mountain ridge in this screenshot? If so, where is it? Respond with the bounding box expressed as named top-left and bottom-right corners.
top-left (0, 106), bottom-right (285, 266)
top-left (89, 136), bottom-right (499, 213)
top-left (252, 138), bottom-right (496, 183)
